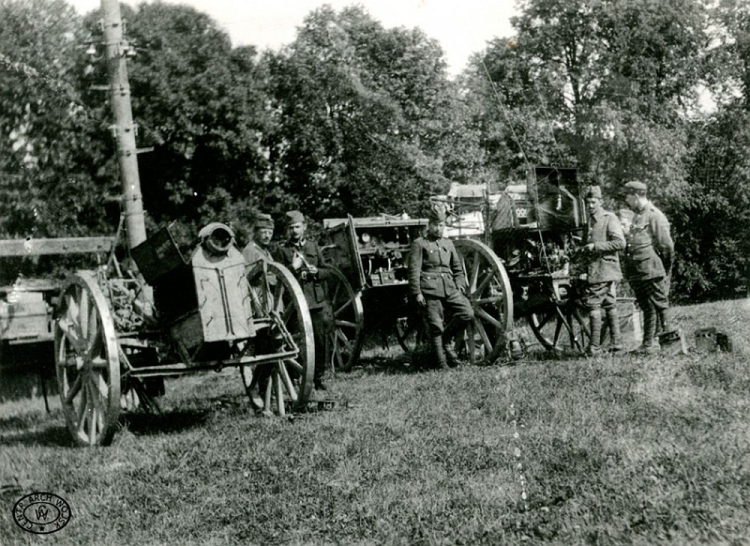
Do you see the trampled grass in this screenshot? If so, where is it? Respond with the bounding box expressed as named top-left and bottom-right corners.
top-left (1, 299), bottom-right (749, 544)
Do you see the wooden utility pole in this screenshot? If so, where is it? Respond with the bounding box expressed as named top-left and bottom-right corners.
top-left (101, 0), bottom-right (146, 249)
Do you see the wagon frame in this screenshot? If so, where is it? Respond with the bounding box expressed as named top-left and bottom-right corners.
top-left (47, 221), bottom-right (316, 446)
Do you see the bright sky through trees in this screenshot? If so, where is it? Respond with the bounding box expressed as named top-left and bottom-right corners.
top-left (68, 0), bottom-right (517, 76)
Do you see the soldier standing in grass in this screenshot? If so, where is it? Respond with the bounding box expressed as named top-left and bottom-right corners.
top-left (622, 181), bottom-right (675, 353)
top-left (408, 204), bottom-right (474, 369)
top-left (273, 210), bottom-right (332, 391)
top-left (242, 212), bottom-right (275, 267)
top-left (241, 212), bottom-right (278, 412)
top-left (580, 186), bottom-right (626, 355)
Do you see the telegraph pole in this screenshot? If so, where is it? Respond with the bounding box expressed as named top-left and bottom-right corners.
top-left (101, 0), bottom-right (147, 249)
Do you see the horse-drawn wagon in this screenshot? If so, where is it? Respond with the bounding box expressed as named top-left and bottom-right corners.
top-left (320, 211), bottom-right (518, 369)
top-left (437, 166), bottom-right (594, 353)
top-left (51, 222), bottom-right (314, 446)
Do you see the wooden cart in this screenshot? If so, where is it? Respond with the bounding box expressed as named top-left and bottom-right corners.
top-left (52, 222), bottom-right (314, 446)
top-left (321, 213), bottom-right (517, 368)
top-left (1, 237), bottom-right (116, 407)
top-left (439, 166), bottom-right (595, 354)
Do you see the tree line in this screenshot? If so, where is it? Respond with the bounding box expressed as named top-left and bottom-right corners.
top-left (1, 0), bottom-right (749, 302)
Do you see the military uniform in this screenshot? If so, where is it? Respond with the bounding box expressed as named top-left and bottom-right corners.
top-left (274, 239), bottom-right (331, 310)
top-left (242, 213), bottom-right (277, 407)
top-left (622, 181), bottom-right (674, 350)
top-left (242, 212), bottom-right (276, 267)
top-left (242, 241), bottom-right (274, 267)
top-left (584, 207), bottom-right (626, 309)
top-left (408, 207), bottom-right (473, 368)
top-left (273, 211), bottom-right (332, 389)
top-left (580, 186), bottom-right (626, 354)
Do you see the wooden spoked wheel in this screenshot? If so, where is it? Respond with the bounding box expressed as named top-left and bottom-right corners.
top-left (528, 301), bottom-right (590, 353)
top-left (454, 239), bottom-right (514, 365)
top-left (54, 271), bottom-right (121, 446)
top-left (244, 261), bottom-right (315, 416)
top-left (323, 267), bottom-right (364, 372)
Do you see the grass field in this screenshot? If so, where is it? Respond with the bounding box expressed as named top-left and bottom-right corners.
top-left (1, 298), bottom-right (749, 545)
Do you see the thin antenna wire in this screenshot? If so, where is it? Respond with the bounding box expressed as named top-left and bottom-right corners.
top-left (532, 78), bottom-right (568, 167)
top-left (480, 58), bottom-right (533, 173)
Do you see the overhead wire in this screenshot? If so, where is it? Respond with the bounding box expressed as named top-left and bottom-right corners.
top-left (479, 56), bottom-right (561, 275)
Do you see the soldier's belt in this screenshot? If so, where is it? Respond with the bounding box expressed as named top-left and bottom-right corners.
top-left (422, 270), bottom-right (453, 277)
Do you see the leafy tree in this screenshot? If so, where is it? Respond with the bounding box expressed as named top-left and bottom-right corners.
top-left (266, 5), bottom-right (486, 221)
top-left (673, 107), bottom-right (750, 300)
top-left (0, 0), bottom-right (112, 240)
top-left (79, 2), bottom-right (274, 239)
top-left (466, 0), bottom-right (708, 192)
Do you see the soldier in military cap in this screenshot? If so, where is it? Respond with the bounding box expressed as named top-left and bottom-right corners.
top-left (622, 181), bottom-right (675, 353)
top-left (580, 185), bottom-right (626, 355)
top-left (242, 212), bottom-right (276, 267)
top-left (273, 210), bottom-right (333, 390)
top-left (408, 203), bottom-right (474, 369)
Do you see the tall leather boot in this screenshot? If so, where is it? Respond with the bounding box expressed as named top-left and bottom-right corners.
top-left (640, 308), bottom-right (658, 353)
top-left (585, 309), bottom-right (602, 356)
top-left (442, 321), bottom-right (462, 367)
top-left (432, 335), bottom-right (449, 370)
top-left (605, 308), bottom-right (623, 352)
top-left (657, 308), bottom-right (673, 334)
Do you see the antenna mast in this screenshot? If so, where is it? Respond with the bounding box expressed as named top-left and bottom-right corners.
top-left (101, 0), bottom-right (146, 249)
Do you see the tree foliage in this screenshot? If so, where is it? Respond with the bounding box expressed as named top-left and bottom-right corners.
top-left (0, 0), bottom-right (110, 240)
top-left (1, 0), bottom-right (749, 300)
top-left (266, 5), bottom-right (485, 220)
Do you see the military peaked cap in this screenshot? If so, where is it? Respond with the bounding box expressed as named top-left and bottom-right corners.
top-left (584, 185), bottom-right (602, 199)
top-left (427, 203), bottom-right (447, 223)
top-left (624, 181), bottom-right (648, 194)
top-left (617, 208), bottom-right (635, 221)
top-left (254, 213), bottom-right (274, 229)
top-left (286, 210), bottom-right (305, 224)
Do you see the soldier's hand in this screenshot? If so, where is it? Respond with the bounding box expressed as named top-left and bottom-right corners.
top-left (584, 243), bottom-right (595, 253)
top-left (416, 294), bottom-right (426, 308)
top-left (307, 265), bottom-right (318, 277)
top-left (291, 254), bottom-right (304, 270)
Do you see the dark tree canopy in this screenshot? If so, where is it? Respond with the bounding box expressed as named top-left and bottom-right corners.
top-left (1, 0), bottom-right (749, 300)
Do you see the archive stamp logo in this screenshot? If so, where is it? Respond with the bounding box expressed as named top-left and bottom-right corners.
top-left (12, 492), bottom-right (71, 534)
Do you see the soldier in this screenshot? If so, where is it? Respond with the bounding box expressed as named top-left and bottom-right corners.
top-left (408, 204), bottom-right (474, 369)
top-left (617, 208), bottom-right (634, 238)
top-left (242, 212), bottom-right (275, 267)
top-left (241, 213), bottom-right (277, 412)
top-left (622, 181), bottom-right (675, 353)
top-left (273, 210), bottom-right (332, 391)
top-left (580, 186), bottom-right (626, 355)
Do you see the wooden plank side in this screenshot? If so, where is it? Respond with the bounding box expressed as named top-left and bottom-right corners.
top-left (0, 237), bottom-right (115, 257)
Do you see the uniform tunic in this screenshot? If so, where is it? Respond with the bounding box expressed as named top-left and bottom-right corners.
top-left (242, 241), bottom-right (274, 268)
top-left (274, 239), bottom-right (330, 310)
top-left (583, 209), bottom-right (625, 310)
top-left (274, 239), bottom-right (333, 381)
top-left (408, 236), bottom-right (473, 336)
top-left (624, 201), bottom-right (674, 311)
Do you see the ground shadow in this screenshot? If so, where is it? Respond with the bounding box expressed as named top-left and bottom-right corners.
top-left (122, 408), bottom-right (211, 436)
top-left (353, 353), bottom-right (434, 376)
top-left (0, 423), bottom-right (75, 448)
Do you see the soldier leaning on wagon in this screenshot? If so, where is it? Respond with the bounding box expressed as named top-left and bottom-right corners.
top-left (242, 212), bottom-right (276, 267)
top-left (273, 210), bottom-right (333, 391)
top-left (408, 205), bottom-right (474, 369)
top-left (579, 186), bottom-right (626, 355)
top-left (622, 181), bottom-right (675, 354)
top-left (241, 212), bottom-right (280, 411)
